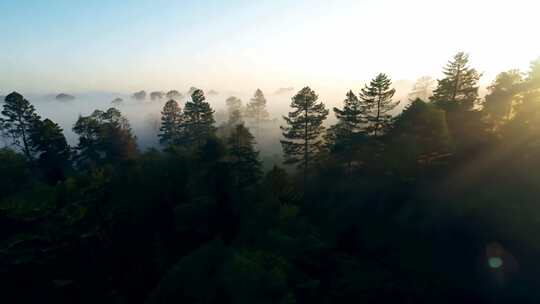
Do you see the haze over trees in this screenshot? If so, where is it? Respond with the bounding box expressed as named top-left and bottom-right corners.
top-left (4, 53), bottom-right (540, 303)
top-left (166, 90), bottom-right (183, 100)
top-left (408, 76), bottom-right (436, 101)
top-left (245, 89), bottom-right (270, 138)
top-left (150, 91), bottom-right (165, 101)
top-left (132, 90), bottom-right (147, 101)
top-left (55, 93), bottom-right (76, 101)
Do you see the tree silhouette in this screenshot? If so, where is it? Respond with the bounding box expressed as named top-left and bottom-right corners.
top-left (281, 87), bottom-right (328, 182)
top-left (73, 108), bottom-right (137, 167)
top-left (166, 90), bottom-right (183, 100)
top-left (226, 124), bottom-right (262, 188)
top-left (0, 92), bottom-right (41, 160)
top-left (151, 91), bottom-right (165, 101)
top-left (484, 70), bottom-right (523, 127)
top-left (29, 118), bottom-right (71, 182)
top-left (430, 52), bottom-right (480, 111)
top-left (326, 90), bottom-right (367, 169)
top-left (181, 89), bottom-right (216, 148)
top-left (431, 53), bottom-right (487, 154)
top-left (132, 90), bottom-right (147, 101)
top-left (245, 89), bottom-right (269, 138)
top-left (225, 96), bottom-right (243, 127)
top-left (159, 99), bottom-right (183, 147)
top-left (360, 74), bottom-right (399, 136)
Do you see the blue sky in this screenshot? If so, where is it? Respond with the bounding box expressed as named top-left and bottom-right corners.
top-left (1, 0), bottom-right (539, 95)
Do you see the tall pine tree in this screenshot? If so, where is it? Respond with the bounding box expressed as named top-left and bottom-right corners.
top-left (281, 87), bottom-right (328, 182)
top-left (181, 89), bottom-right (216, 148)
top-left (430, 52), bottom-right (480, 111)
top-left (159, 99), bottom-right (183, 147)
top-left (0, 92), bottom-right (41, 160)
top-left (360, 73), bottom-right (399, 136)
top-left (430, 53), bottom-right (488, 154)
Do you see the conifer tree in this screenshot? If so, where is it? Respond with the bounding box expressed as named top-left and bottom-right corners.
top-left (359, 73), bottom-right (399, 136)
top-left (0, 92), bottom-right (41, 160)
top-left (29, 118), bottom-right (71, 182)
top-left (181, 89), bottom-right (216, 148)
top-left (326, 90), bottom-right (367, 168)
top-left (226, 124), bottom-right (262, 188)
top-left (280, 87), bottom-right (328, 181)
top-left (159, 99), bottom-right (183, 146)
top-left (245, 89), bottom-right (269, 137)
top-left (430, 53), bottom-right (488, 154)
top-left (430, 52), bottom-right (480, 111)
top-left (225, 96), bottom-right (243, 127)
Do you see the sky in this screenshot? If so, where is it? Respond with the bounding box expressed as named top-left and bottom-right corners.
top-left (1, 0), bottom-right (539, 95)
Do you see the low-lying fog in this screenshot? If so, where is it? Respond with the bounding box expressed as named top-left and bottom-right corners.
top-left (2, 80), bottom-right (448, 166)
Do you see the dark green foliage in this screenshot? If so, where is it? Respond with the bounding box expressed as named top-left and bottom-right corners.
top-left (226, 124), bottom-right (262, 188)
top-left (280, 87), bottom-right (328, 178)
top-left (7, 57), bottom-right (540, 304)
top-left (181, 89), bottom-right (216, 148)
top-left (387, 99), bottom-right (452, 172)
top-left (29, 118), bottom-right (71, 183)
top-left (325, 90), bottom-right (367, 168)
top-left (73, 107), bottom-right (138, 168)
top-left (359, 73), bottom-right (399, 136)
top-left (0, 92), bottom-right (41, 159)
top-left (0, 148), bottom-right (30, 199)
top-left (159, 99), bottom-right (183, 147)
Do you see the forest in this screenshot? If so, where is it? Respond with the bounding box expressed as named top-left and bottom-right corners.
top-left (2, 52), bottom-right (540, 303)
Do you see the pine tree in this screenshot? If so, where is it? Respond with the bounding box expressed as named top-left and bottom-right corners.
top-left (181, 89), bottom-right (216, 148)
top-left (225, 96), bottom-right (243, 127)
top-left (245, 89), bottom-right (269, 138)
top-left (359, 73), bottom-right (399, 136)
top-left (280, 87), bottom-right (328, 181)
top-left (326, 90), bottom-right (367, 168)
top-left (430, 52), bottom-right (480, 111)
top-left (430, 53), bottom-right (490, 154)
top-left (159, 99), bottom-right (183, 147)
top-left (226, 124), bottom-right (262, 188)
top-left (29, 118), bottom-right (71, 182)
top-left (0, 92), bottom-right (41, 160)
